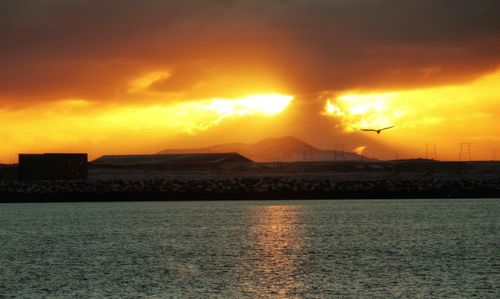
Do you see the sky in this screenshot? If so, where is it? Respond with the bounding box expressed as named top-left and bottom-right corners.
top-left (1, 0), bottom-right (500, 162)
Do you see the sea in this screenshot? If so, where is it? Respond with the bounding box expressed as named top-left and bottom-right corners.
top-left (0, 199), bottom-right (498, 298)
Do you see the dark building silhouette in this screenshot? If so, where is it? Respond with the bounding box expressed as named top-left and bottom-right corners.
top-left (92, 153), bottom-right (254, 170)
top-left (19, 153), bottom-right (88, 181)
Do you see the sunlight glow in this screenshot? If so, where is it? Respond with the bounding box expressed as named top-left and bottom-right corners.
top-left (128, 71), bottom-right (171, 93)
top-left (354, 145), bottom-right (367, 155)
top-left (322, 70), bottom-right (500, 133)
top-left (323, 93), bottom-right (401, 132)
top-left (202, 94), bottom-right (294, 117)
top-left (97, 93), bottom-right (293, 133)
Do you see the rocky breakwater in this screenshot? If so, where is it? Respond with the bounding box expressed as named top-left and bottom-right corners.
top-left (0, 176), bottom-right (499, 202)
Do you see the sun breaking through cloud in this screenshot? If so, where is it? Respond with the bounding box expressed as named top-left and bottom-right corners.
top-left (322, 70), bottom-right (500, 134)
top-left (0, 93), bottom-right (293, 162)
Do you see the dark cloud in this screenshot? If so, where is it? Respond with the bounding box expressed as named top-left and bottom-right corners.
top-left (1, 0), bottom-right (499, 104)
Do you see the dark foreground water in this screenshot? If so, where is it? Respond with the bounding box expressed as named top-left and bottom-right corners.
top-left (0, 199), bottom-right (499, 298)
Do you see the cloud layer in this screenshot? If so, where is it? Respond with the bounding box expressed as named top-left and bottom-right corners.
top-left (1, 0), bottom-right (499, 105)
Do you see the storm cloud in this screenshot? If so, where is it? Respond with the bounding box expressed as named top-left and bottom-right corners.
top-left (1, 0), bottom-right (499, 105)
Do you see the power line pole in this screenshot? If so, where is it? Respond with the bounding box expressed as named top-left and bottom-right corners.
top-left (459, 143), bottom-right (472, 161)
top-left (425, 144), bottom-right (437, 160)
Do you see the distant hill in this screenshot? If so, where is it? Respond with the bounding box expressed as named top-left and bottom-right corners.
top-left (158, 136), bottom-right (371, 162)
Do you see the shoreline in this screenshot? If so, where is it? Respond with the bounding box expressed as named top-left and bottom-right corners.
top-left (1, 176), bottom-right (499, 203)
top-left (0, 194), bottom-right (498, 204)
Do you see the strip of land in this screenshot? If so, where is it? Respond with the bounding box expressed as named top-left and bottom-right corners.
top-left (1, 160), bottom-right (499, 202)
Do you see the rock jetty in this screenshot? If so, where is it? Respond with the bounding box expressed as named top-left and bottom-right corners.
top-left (1, 176), bottom-right (499, 202)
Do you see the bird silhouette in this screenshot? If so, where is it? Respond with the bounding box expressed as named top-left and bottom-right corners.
top-left (361, 126), bottom-right (394, 134)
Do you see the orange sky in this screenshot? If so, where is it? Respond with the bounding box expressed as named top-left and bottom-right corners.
top-left (1, 0), bottom-right (500, 162)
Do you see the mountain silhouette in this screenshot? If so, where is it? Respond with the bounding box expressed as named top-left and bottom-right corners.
top-left (158, 136), bottom-right (370, 162)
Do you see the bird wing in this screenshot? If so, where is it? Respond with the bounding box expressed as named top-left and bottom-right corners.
top-left (361, 129), bottom-right (377, 132)
top-left (380, 126), bottom-right (395, 131)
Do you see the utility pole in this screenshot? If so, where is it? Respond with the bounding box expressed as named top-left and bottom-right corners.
top-left (425, 144), bottom-right (438, 160)
top-left (459, 143), bottom-right (472, 161)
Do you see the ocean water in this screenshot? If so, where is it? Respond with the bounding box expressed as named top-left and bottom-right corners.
top-left (0, 199), bottom-right (498, 298)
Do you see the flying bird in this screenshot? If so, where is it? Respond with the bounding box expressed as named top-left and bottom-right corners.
top-left (361, 126), bottom-right (395, 134)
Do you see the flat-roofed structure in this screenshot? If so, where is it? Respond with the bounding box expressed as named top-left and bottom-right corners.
top-left (19, 153), bottom-right (88, 181)
top-left (92, 153), bottom-right (254, 170)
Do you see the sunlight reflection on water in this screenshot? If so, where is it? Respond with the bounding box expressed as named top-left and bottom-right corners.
top-left (239, 205), bottom-right (307, 297)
